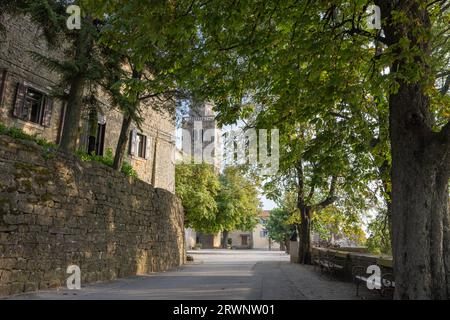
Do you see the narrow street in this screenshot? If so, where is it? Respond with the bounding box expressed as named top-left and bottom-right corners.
top-left (7, 250), bottom-right (362, 300)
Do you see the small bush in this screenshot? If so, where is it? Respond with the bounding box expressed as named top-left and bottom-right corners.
top-left (0, 123), bottom-right (138, 179)
top-left (0, 123), bottom-right (56, 149)
top-left (76, 148), bottom-right (138, 179)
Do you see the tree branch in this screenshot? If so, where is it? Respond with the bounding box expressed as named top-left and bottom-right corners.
top-left (312, 176), bottom-right (338, 211)
top-left (440, 74), bottom-right (450, 95)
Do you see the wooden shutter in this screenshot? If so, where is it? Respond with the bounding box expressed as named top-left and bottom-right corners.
top-left (13, 82), bottom-right (26, 119)
top-left (129, 129), bottom-right (137, 156)
top-left (41, 96), bottom-right (53, 127)
top-left (0, 69), bottom-right (7, 106)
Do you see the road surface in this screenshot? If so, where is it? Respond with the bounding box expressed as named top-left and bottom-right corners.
top-left (6, 250), bottom-right (363, 300)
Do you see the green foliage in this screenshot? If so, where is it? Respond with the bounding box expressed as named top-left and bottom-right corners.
top-left (175, 164), bottom-right (260, 233)
top-left (311, 206), bottom-right (366, 247)
top-left (265, 208), bottom-right (292, 244)
top-left (366, 211), bottom-right (392, 255)
top-left (75, 148), bottom-right (138, 178)
top-left (215, 166), bottom-right (261, 232)
top-left (175, 163), bottom-right (221, 233)
top-left (0, 123), bottom-right (56, 149)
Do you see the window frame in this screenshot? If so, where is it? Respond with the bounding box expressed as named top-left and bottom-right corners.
top-left (13, 82), bottom-right (53, 127)
top-left (25, 87), bottom-right (45, 125)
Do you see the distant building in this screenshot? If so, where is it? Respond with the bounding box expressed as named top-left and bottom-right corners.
top-left (181, 100), bottom-right (221, 173)
top-left (185, 211), bottom-right (282, 251)
top-left (252, 210), bottom-right (280, 250)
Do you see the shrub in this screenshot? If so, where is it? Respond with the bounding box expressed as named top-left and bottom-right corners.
top-left (0, 122), bottom-right (138, 178)
top-left (0, 123), bottom-right (56, 149)
top-left (75, 148), bottom-right (138, 179)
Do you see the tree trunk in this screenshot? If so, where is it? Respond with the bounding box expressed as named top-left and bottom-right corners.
top-left (113, 114), bottom-right (133, 171)
top-left (112, 67), bottom-right (142, 171)
top-left (221, 230), bottom-right (229, 249)
top-left (376, 0), bottom-right (450, 299)
top-left (59, 23), bottom-right (92, 153)
top-left (389, 82), bottom-right (450, 299)
top-left (298, 206), bottom-right (312, 264)
top-left (284, 237), bottom-right (290, 253)
top-left (59, 75), bottom-right (85, 152)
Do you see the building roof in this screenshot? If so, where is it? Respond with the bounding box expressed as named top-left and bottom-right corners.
top-left (260, 210), bottom-right (270, 219)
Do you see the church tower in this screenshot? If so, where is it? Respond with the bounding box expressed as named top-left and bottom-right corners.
top-left (181, 101), bottom-right (221, 173)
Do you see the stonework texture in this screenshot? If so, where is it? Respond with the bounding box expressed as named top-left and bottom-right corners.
top-left (0, 14), bottom-right (176, 192)
top-left (0, 135), bottom-right (185, 297)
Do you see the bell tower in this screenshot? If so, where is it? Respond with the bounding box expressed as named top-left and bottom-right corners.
top-left (181, 101), bottom-right (221, 172)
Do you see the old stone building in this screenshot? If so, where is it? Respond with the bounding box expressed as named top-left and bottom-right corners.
top-left (181, 101), bottom-right (222, 173)
top-left (0, 14), bottom-right (176, 192)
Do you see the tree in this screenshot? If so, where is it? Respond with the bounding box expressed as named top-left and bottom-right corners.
top-left (187, 0), bottom-right (449, 299)
top-left (175, 164), bottom-right (260, 243)
top-left (88, 1), bottom-right (198, 171)
top-left (215, 166), bottom-right (261, 247)
top-left (175, 163), bottom-right (220, 233)
top-left (366, 210), bottom-right (392, 255)
top-left (311, 205), bottom-right (366, 248)
top-left (266, 208), bottom-right (293, 251)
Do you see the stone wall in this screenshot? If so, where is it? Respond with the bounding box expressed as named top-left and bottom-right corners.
top-left (289, 243), bottom-right (393, 279)
top-left (0, 135), bottom-right (185, 297)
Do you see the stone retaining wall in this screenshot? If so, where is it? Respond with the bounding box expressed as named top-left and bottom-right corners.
top-left (0, 135), bottom-right (185, 297)
top-left (289, 242), bottom-right (393, 279)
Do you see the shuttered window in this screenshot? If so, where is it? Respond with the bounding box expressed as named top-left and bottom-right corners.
top-left (13, 83), bottom-right (53, 127)
top-left (129, 129), bottom-right (147, 159)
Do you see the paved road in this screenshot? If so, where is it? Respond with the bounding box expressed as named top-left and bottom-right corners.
top-left (7, 250), bottom-right (363, 300)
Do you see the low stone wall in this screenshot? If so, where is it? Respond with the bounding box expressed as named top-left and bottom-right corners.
top-left (311, 247), bottom-right (393, 279)
top-left (289, 242), bottom-right (393, 279)
top-left (0, 135), bottom-right (185, 297)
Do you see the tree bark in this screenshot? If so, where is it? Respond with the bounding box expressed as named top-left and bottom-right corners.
top-left (113, 114), bottom-right (133, 171)
top-left (59, 22), bottom-right (92, 153)
top-left (376, 0), bottom-right (450, 299)
top-left (389, 82), bottom-right (450, 299)
top-left (112, 68), bottom-right (142, 171)
top-left (298, 206), bottom-right (312, 264)
top-left (59, 74), bottom-right (85, 152)
top-left (221, 230), bottom-right (229, 248)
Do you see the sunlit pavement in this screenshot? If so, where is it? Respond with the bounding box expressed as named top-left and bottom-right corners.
top-left (6, 249), bottom-right (363, 300)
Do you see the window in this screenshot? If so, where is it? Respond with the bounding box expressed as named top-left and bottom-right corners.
top-left (260, 229), bottom-right (268, 238)
top-left (13, 83), bottom-right (53, 127)
top-left (136, 133), bottom-right (147, 158)
top-left (26, 89), bottom-right (45, 124)
top-left (129, 129), bottom-right (147, 159)
top-left (95, 123), bottom-right (106, 156)
top-left (241, 235), bottom-right (249, 246)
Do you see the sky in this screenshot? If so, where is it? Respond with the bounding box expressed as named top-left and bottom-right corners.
top-left (260, 194), bottom-right (276, 210)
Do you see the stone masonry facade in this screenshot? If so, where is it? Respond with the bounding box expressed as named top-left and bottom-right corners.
top-left (0, 135), bottom-right (185, 297)
top-left (0, 14), bottom-right (176, 192)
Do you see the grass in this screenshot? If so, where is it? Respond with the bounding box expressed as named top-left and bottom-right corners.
top-left (0, 122), bottom-right (138, 178)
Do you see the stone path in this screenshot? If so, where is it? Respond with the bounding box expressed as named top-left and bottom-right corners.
top-left (5, 250), bottom-right (381, 300)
